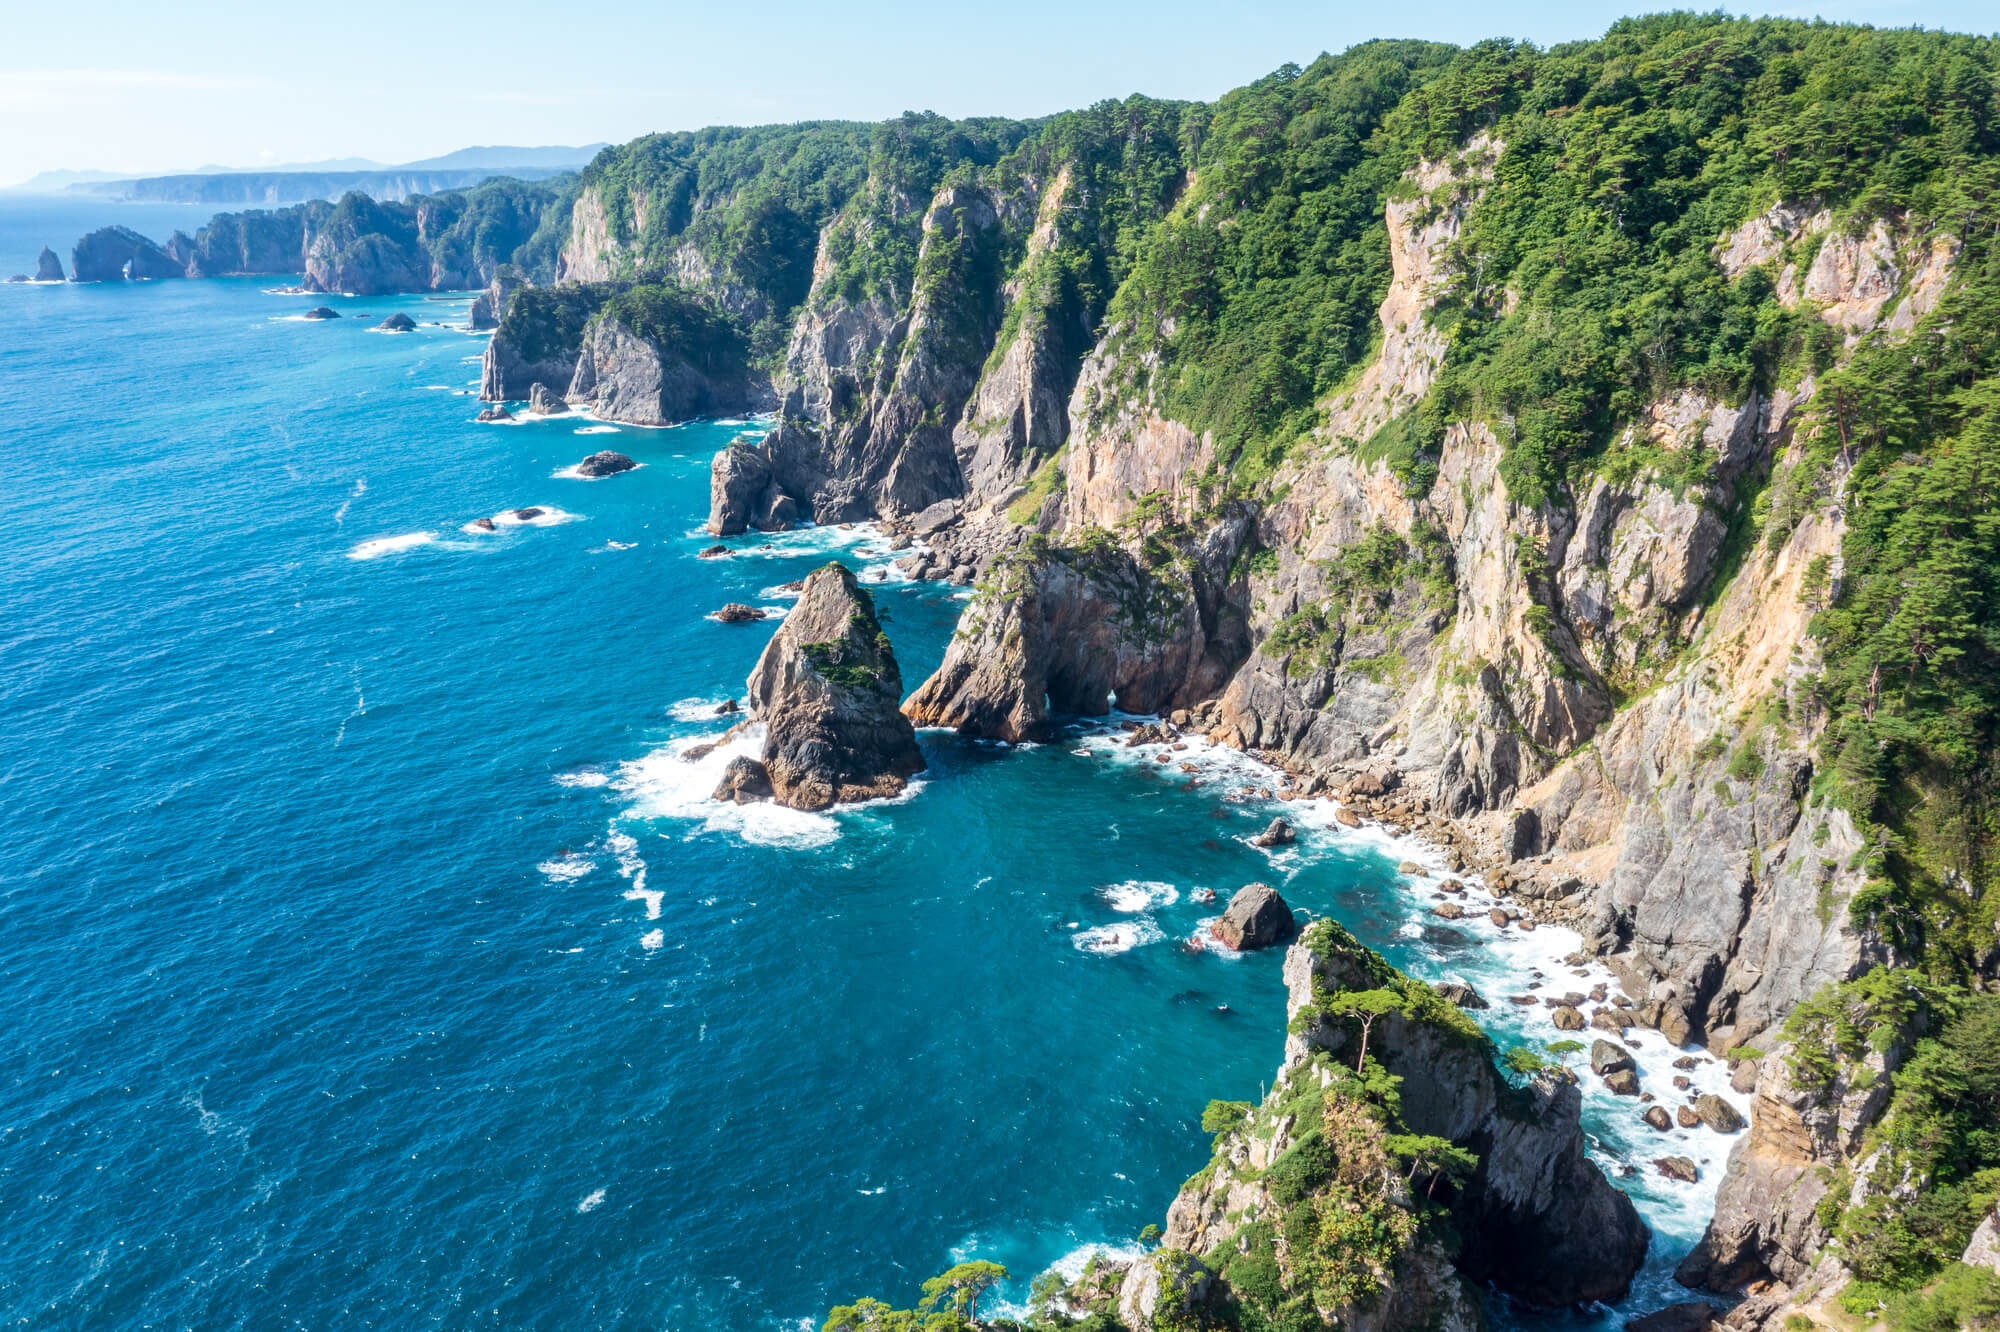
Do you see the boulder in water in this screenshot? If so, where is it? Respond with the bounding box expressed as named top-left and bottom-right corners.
top-left (1591, 1040), bottom-right (1634, 1077)
top-left (1605, 1069), bottom-right (1641, 1097)
top-left (1211, 883), bottom-right (1296, 950)
top-left (1551, 1005), bottom-right (1586, 1031)
top-left (697, 544), bottom-right (730, 559)
top-left (714, 603), bottom-right (767, 623)
top-left (376, 312), bottom-right (416, 332)
top-left (302, 307), bottom-right (340, 320)
top-left (1694, 1094), bottom-right (1744, 1133)
top-left (470, 517), bottom-right (496, 532)
top-left (715, 699), bottom-right (740, 716)
top-left (712, 756), bottom-right (773, 804)
top-left (575, 450), bottom-right (638, 478)
top-left (1654, 1157), bottom-right (1700, 1183)
top-left (513, 508), bottom-right (545, 522)
top-left (527, 382), bottom-right (568, 415)
top-left (476, 405), bottom-right (514, 422)
top-left (1251, 817), bottom-right (1295, 848)
top-left (1643, 1106), bottom-right (1673, 1131)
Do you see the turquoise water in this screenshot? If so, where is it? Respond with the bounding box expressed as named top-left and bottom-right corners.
top-left (0, 204), bottom-right (1742, 1329)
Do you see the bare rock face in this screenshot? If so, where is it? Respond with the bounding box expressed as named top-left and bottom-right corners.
top-left (35, 247), bottom-right (63, 282)
top-left (1282, 923), bottom-right (1652, 1306)
top-left (903, 525), bottom-right (1251, 741)
top-left (1625, 1301), bottom-right (1720, 1332)
top-left (467, 269), bottom-right (524, 331)
top-left (1212, 883), bottom-right (1296, 950)
top-left (1695, 1093), bottom-right (1745, 1134)
top-left (566, 316), bottom-right (770, 427)
top-left (527, 383), bottom-right (568, 416)
top-left (744, 563), bottom-right (925, 810)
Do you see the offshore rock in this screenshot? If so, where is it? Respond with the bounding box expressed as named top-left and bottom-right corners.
top-left (376, 312), bottom-right (416, 332)
top-left (476, 406), bottom-right (513, 423)
top-left (527, 383), bottom-right (568, 416)
top-left (302, 307), bottom-right (340, 320)
top-left (1212, 883), bottom-right (1296, 950)
top-left (1436, 981), bottom-right (1488, 1009)
top-left (71, 226), bottom-right (184, 282)
top-left (709, 443), bottom-right (775, 536)
top-left (35, 247), bottom-right (64, 281)
top-left (744, 563), bottom-right (924, 810)
top-left (714, 604), bottom-right (766, 623)
top-left (575, 451), bottom-right (637, 478)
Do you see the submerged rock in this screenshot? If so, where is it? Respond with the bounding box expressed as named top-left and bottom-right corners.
top-left (575, 450), bottom-right (638, 478)
top-left (527, 382), bottom-right (568, 415)
top-left (513, 507), bottom-right (544, 521)
top-left (697, 544), bottom-right (730, 559)
top-left (743, 562), bottom-right (924, 810)
top-left (470, 517), bottom-right (496, 532)
top-left (476, 405), bottom-right (514, 422)
top-left (302, 306), bottom-right (340, 320)
top-left (35, 247), bottom-right (63, 282)
top-left (1212, 883), bottom-right (1296, 950)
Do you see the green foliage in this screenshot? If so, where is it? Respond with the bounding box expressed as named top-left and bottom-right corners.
top-left (1106, 42), bottom-right (1461, 480)
top-left (1883, 1263), bottom-right (2000, 1332)
top-left (1201, 1099), bottom-right (1253, 1138)
top-left (594, 281), bottom-right (753, 380)
top-left (495, 282), bottom-right (622, 364)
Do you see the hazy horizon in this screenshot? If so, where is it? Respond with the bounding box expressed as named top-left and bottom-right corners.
top-left (6, 0), bottom-right (1994, 188)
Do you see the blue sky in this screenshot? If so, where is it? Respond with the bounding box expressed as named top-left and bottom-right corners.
top-left (4, 0), bottom-right (1995, 185)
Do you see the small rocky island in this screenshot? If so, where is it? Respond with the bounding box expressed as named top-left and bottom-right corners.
top-left (574, 451), bottom-right (637, 478)
top-left (302, 307), bottom-right (340, 320)
top-left (716, 562), bottom-right (925, 811)
top-left (36, 247), bottom-right (64, 282)
top-left (376, 312), bottom-right (415, 332)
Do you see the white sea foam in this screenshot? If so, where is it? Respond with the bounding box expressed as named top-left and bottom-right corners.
top-left (539, 857), bottom-right (595, 882)
top-left (668, 696), bottom-right (741, 722)
top-left (575, 425), bottom-right (621, 435)
top-left (347, 531), bottom-right (436, 560)
top-left (332, 477), bottom-right (367, 526)
top-left (576, 1189), bottom-right (606, 1213)
top-left (461, 506), bottom-right (583, 535)
top-left (1071, 920), bottom-right (1164, 955)
top-left (1100, 880), bottom-right (1178, 912)
top-left (639, 929), bottom-right (665, 951)
top-left (614, 728), bottom-right (840, 848)
top-left (1076, 711), bottom-right (1756, 1227)
top-left (623, 886), bottom-right (664, 920)
top-left (553, 767), bottom-right (611, 788)
top-left (591, 541), bottom-right (638, 553)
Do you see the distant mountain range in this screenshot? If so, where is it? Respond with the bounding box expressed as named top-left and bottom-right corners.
top-left (5, 146), bottom-right (607, 203)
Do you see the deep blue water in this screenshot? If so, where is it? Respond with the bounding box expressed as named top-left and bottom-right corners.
top-left (0, 201), bottom-right (1745, 1330)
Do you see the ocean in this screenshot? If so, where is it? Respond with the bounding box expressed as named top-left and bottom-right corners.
top-left (0, 201), bottom-right (1744, 1330)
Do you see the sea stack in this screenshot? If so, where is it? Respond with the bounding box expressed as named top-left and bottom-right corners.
top-left (737, 562), bottom-right (925, 811)
top-left (35, 247), bottom-right (64, 282)
top-left (376, 312), bottom-right (416, 332)
top-left (527, 383), bottom-right (568, 416)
